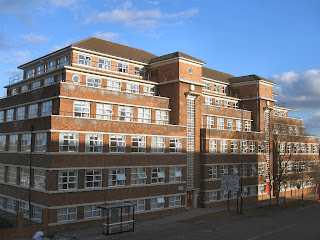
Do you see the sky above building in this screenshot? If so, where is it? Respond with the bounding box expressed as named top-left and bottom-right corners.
top-left (0, 0), bottom-right (319, 138)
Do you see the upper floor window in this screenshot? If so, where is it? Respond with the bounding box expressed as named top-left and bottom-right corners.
top-left (34, 169), bottom-right (46, 189)
top-left (209, 165), bottom-right (217, 179)
top-left (20, 168), bottom-right (30, 187)
top-left (31, 81), bottom-right (41, 90)
top-left (209, 139), bottom-right (217, 153)
top-left (151, 136), bottom-right (165, 153)
top-left (58, 170), bottom-right (78, 190)
top-left (138, 108), bottom-right (151, 123)
top-left (9, 135), bottom-right (18, 152)
top-left (231, 140), bottom-right (238, 153)
top-left (117, 62), bottom-right (128, 73)
top-left (313, 144), bottom-right (318, 153)
top-left (245, 120), bottom-right (251, 132)
top-left (109, 168), bottom-right (126, 186)
top-left (215, 99), bottom-right (222, 107)
top-left (72, 74), bottom-right (80, 84)
top-left (307, 144), bottom-right (312, 154)
top-left (134, 66), bottom-right (144, 76)
top-left (217, 117), bottom-right (224, 129)
top-left (98, 58), bottom-right (111, 70)
top-left (11, 88), bottom-right (18, 96)
top-left (221, 139), bottom-right (228, 153)
top-left (85, 169), bottom-right (102, 188)
top-left (281, 125), bottom-right (287, 135)
top-left (169, 137), bottom-right (182, 152)
top-left (86, 76), bottom-right (102, 88)
top-left (236, 119), bottom-right (242, 131)
top-left (6, 109), bottom-right (14, 122)
top-left (288, 126), bottom-right (294, 135)
top-left (274, 124), bottom-right (280, 134)
top-left (47, 60), bottom-right (56, 71)
top-left (131, 168), bottom-right (147, 185)
top-left (78, 54), bottom-right (92, 66)
top-left (233, 101), bottom-right (238, 109)
top-left (0, 111), bottom-right (3, 123)
top-left (21, 85), bottom-right (29, 93)
top-left (86, 133), bottom-right (103, 153)
top-left (59, 55), bottom-right (69, 67)
top-left (0, 135), bottom-right (6, 151)
top-left (35, 133), bottom-right (47, 152)
top-left (107, 79), bottom-right (121, 91)
top-left (132, 136), bottom-right (146, 153)
top-left (96, 103), bottom-right (113, 120)
top-left (214, 84), bottom-right (220, 92)
top-left (156, 110), bottom-right (168, 125)
top-left (143, 85), bottom-right (155, 96)
top-left (205, 97), bottom-right (212, 105)
top-left (225, 100), bottom-right (231, 108)
top-left (0, 166), bottom-right (4, 182)
top-left (169, 167), bottom-right (182, 182)
top-left (151, 167), bottom-right (165, 184)
top-left (222, 86), bottom-right (227, 94)
top-left (295, 126), bottom-right (299, 136)
top-left (7, 166), bottom-right (17, 184)
top-left (258, 142), bottom-right (265, 154)
top-left (118, 106), bottom-right (133, 122)
top-left (227, 118), bottom-right (234, 130)
top-left (21, 133), bottom-right (31, 152)
top-left (84, 205), bottom-right (101, 219)
top-left (44, 76), bottom-right (54, 86)
top-left (207, 116), bottom-right (214, 129)
top-left (126, 83), bottom-right (139, 93)
top-left (249, 141), bottom-right (255, 153)
top-left (41, 101), bottom-right (52, 117)
top-left (110, 135), bottom-right (126, 153)
top-left (204, 82), bottom-right (210, 90)
top-left (36, 65), bottom-right (45, 75)
top-left (59, 132), bottom-right (79, 152)
top-left (301, 144), bottom-right (306, 154)
top-left (26, 69), bottom-right (34, 79)
top-left (74, 100), bottom-right (90, 118)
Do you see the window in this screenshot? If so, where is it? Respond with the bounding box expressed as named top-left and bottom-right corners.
top-left (9, 135), bottom-right (18, 152)
top-left (86, 76), bottom-right (102, 88)
top-left (288, 126), bottom-right (294, 135)
top-left (294, 143), bottom-right (300, 154)
top-left (0, 135), bottom-right (6, 151)
top-left (74, 100), bottom-right (90, 118)
top-left (59, 55), bottom-right (69, 67)
top-left (6, 198), bottom-right (16, 212)
top-left (221, 139), bottom-right (228, 153)
top-left (85, 169), bottom-right (102, 188)
top-left (78, 54), bottom-right (92, 66)
top-left (258, 142), bottom-right (264, 154)
top-left (21, 85), bottom-right (29, 92)
top-left (117, 62), bottom-right (128, 73)
top-left (34, 169), bottom-right (46, 189)
top-left (169, 138), bottom-right (182, 152)
top-left (118, 106), bottom-right (133, 122)
top-left (0, 196), bottom-right (3, 208)
top-left (242, 140), bottom-right (248, 153)
top-left (233, 101), bottom-right (238, 109)
top-left (155, 110), bottom-right (169, 125)
top-left (225, 101), bottom-right (231, 108)
top-left (250, 186), bottom-right (257, 195)
top-left (21, 133), bottom-right (31, 152)
top-left (96, 103), bottom-right (113, 120)
top-left (258, 185), bottom-right (265, 195)
top-left (86, 133), bottom-right (103, 152)
top-left (215, 99), bottom-right (222, 107)
top-left (169, 196), bottom-right (181, 207)
top-left (287, 162), bottom-right (293, 173)
top-left (58, 170), bottom-right (78, 190)
top-left (281, 125), bottom-right (287, 135)
top-left (0, 111), bottom-right (4, 122)
top-left (220, 190), bottom-right (228, 200)
top-left (109, 135), bottom-right (126, 153)
top-left (204, 82), bottom-right (210, 90)
top-left (209, 166), bottom-right (217, 179)
top-left (138, 108), bottom-right (151, 123)
top-left (207, 116), bottom-right (214, 128)
top-left (245, 121), bottom-right (251, 132)
top-left (16, 107), bottom-right (25, 120)
top-left (217, 117), bottom-right (224, 129)
top-left (7, 166), bottom-right (17, 184)
top-left (231, 140), bottom-right (238, 153)
top-left (209, 139), bottom-right (217, 153)
top-left (107, 79), bottom-right (122, 91)
top-left (220, 165), bottom-right (228, 175)
top-left (301, 144), bottom-right (306, 154)
top-left (134, 66), bottom-right (144, 76)
top-left (109, 169), bottom-right (126, 186)
top-left (35, 133), bottom-right (47, 152)
top-left (26, 69), bottom-right (34, 79)
top-left (98, 58), bottom-right (111, 70)
top-left (313, 145), bottom-right (318, 153)
top-left (169, 167), bottom-right (182, 182)
top-left (31, 81), bottom-right (41, 90)
top-left (205, 97), bottom-right (212, 105)
top-left (6, 109), bottom-right (14, 121)
top-left (132, 199), bottom-right (145, 212)
top-left (59, 133), bottom-right (79, 152)
top-left (132, 136), bottom-right (146, 153)
top-left (227, 119), bottom-right (234, 130)
top-left (307, 144), bottom-right (312, 154)
top-left (126, 83), bottom-right (139, 93)
top-left (131, 168), bottom-right (147, 185)
top-left (143, 85), bottom-right (155, 96)
top-left (258, 163), bottom-right (264, 176)
top-left (72, 74), bottom-right (80, 83)
top-left (294, 162), bottom-right (299, 172)
top-left (250, 164), bottom-right (257, 176)
top-left (214, 84), bottom-right (220, 92)
top-left (0, 165), bottom-right (4, 182)
top-left (209, 191), bottom-right (218, 202)
top-left (10, 88), bottom-right (17, 96)
top-left (274, 124), bottom-right (280, 134)
top-left (279, 142), bottom-right (285, 154)
top-left (151, 167), bottom-right (165, 184)
top-left (44, 76), bottom-right (54, 86)
top-left (84, 205), bottom-right (101, 219)
top-left (234, 120), bottom-right (241, 131)
top-left (231, 165), bottom-right (238, 175)
top-left (287, 143), bottom-right (293, 154)
top-left (295, 126), bottom-right (300, 136)
top-left (57, 207), bottom-right (77, 222)
top-left (222, 86), bottom-right (227, 94)
top-left (240, 164), bottom-right (247, 177)
top-left (151, 136), bottom-right (165, 153)
top-left (41, 101), bottom-right (52, 117)
top-left (28, 104), bottom-right (38, 118)
top-left (151, 197), bottom-right (165, 210)
top-left (47, 60), bottom-right (56, 71)
top-left (19, 202), bottom-right (29, 217)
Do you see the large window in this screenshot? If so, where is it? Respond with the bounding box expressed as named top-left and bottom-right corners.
top-left (78, 54), bottom-right (92, 66)
top-left (220, 165), bottom-right (228, 175)
top-left (245, 121), bottom-right (251, 132)
top-left (209, 191), bottom-right (218, 202)
top-left (6, 198), bottom-right (16, 212)
top-left (258, 142), bottom-right (264, 154)
top-left (207, 116), bottom-right (214, 129)
top-left (169, 138), bottom-right (182, 152)
top-left (131, 136), bottom-right (146, 153)
top-left (21, 133), bottom-right (31, 152)
top-left (131, 168), bottom-right (147, 185)
top-left (57, 207), bottom-right (77, 222)
top-left (34, 169), bottom-right (46, 190)
top-left (0, 165), bottom-right (4, 182)
top-left (143, 86), bottom-right (155, 96)
top-left (84, 205), bottom-right (101, 219)
top-left (227, 119), bottom-right (234, 130)
top-left (6, 109), bottom-right (14, 122)
top-left (74, 100), bottom-right (90, 118)
top-left (209, 166), bottom-right (217, 179)
top-left (215, 99), bottom-right (222, 107)
top-left (150, 197), bottom-right (165, 210)
top-left (85, 169), bottom-right (102, 188)
top-left (109, 169), bottom-right (126, 186)
top-left (86, 133), bottom-right (103, 152)
top-left (155, 110), bottom-right (168, 125)
top-left (96, 103), bottom-right (113, 120)
top-left (151, 136), bottom-right (165, 153)
top-left (205, 97), bottom-right (212, 105)
top-left (0, 135), bottom-right (6, 151)
top-left (7, 166), bottom-right (17, 184)
top-left (59, 55), bottom-right (69, 67)
top-left (98, 58), bottom-right (111, 70)
top-left (217, 117), bottom-right (224, 129)
top-left (59, 133), bottom-right (79, 152)
top-left (35, 133), bottom-right (47, 152)
top-left (41, 101), bottom-right (52, 116)
top-left (9, 134), bottom-right (18, 152)
top-left (86, 76), bottom-right (102, 88)
top-left (28, 104), bottom-right (38, 118)
top-left (151, 167), bottom-right (165, 184)
top-left (209, 139), bottom-right (217, 153)
top-left (132, 199), bottom-right (145, 212)
top-left (31, 81), bottom-right (41, 90)
top-left (26, 69), bottom-right (34, 79)
top-left (19, 202), bottom-right (29, 217)
top-left (249, 141), bottom-right (255, 153)
top-left (44, 76), bottom-right (54, 86)
top-left (47, 60), bottom-right (56, 71)
top-left (33, 205), bottom-right (43, 221)
top-left (107, 79), bottom-right (122, 91)
top-left (169, 167), bottom-right (182, 182)
top-left (0, 111), bottom-right (4, 122)
top-left (169, 195), bottom-right (181, 207)
top-left (138, 108), bottom-right (151, 123)
top-left (118, 106), bottom-right (133, 122)
top-left (109, 135), bottom-right (126, 153)
top-left (231, 140), bottom-right (238, 153)
top-left (126, 83), bottom-right (139, 93)
top-left (117, 62), bottom-right (129, 73)
top-left (16, 107), bottom-right (25, 120)
top-left (58, 170), bottom-right (78, 190)
top-left (220, 139), bottom-right (228, 153)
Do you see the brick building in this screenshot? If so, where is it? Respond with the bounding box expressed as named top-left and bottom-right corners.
top-left (0, 37), bottom-right (318, 231)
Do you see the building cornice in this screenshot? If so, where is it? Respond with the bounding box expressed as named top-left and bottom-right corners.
top-left (158, 78), bottom-right (205, 87)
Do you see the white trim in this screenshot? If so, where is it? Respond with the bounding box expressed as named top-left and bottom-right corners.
top-left (203, 113), bottom-right (252, 121)
top-left (202, 77), bottom-right (230, 85)
top-left (158, 78), bottom-right (205, 87)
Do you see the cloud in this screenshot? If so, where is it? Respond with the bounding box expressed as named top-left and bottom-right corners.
top-left (50, 40), bottom-right (72, 52)
top-left (0, 50), bottom-right (31, 64)
top-left (21, 33), bottom-right (48, 46)
top-left (5, 69), bottom-right (22, 76)
top-left (47, 0), bottom-right (77, 7)
top-left (85, 1), bottom-right (198, 29)
top-left (145, 0), bottom-right (159, 5)
top-left (93, 32), bottom-right (120, 41)
top-left (0, 43), bottom-right (12, 49)
top-left (269, 70), bottom-right (300, 86)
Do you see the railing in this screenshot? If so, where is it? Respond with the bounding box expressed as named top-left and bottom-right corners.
top-left (8, 73), bottom-right (24, 85)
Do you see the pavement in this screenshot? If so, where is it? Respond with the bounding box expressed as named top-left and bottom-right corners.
top-left (14, 194), bottom-right (320, 240)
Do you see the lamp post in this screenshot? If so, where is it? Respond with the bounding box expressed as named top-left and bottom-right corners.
top-left (240, 107), bottom-right (244, 214)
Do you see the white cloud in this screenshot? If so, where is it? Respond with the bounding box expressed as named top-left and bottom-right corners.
top-left (0, 50), bottom-right (31, 64)
top-left (312, 111), bottom-right (320, 117)
top-left (93, 32), bottom-right (120, 41)
top-left (21, 33), bottom-right (48, 46)
top-left (5, 69), bottom-right (22, 76)
top-left (50, 40), bottom-right (71, 52)
top-left (85, 0), bottom-right (198, 29)
top-left (145, 0), bottom-right (159, 5)
top-left (47, 0), bottom-right (77, 7)
top-left (270, 70), bottom-right (299, 86)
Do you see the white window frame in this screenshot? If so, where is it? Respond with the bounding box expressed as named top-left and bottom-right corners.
top-left (34, 169), bottom-right (46, 190)
top-left (209, 166), bottom-right (217, 179)
top-left (155, 110), bottom-right (169, 125)
top-left (169, 195), bottom-right (181, 207)
top-left (96, 103), bottom-right (113, 120)
top-left (58, 170), bottom-right (78, 190)
top-left (85, 169), bottom-right (102, 188)
top-left (6, 198), bottom-right (16, 212)
top-left (117, 62), bottom-right (129, 73)
top-left (217, 117), bottom-right (224, 129)
top-left (86, 76), bottom-right (102, 88)
top-left (131, 168), bottom-right (147, 185)
top-left (151, 136), bottom-right (165, 153)
top-left (169, 137), bottom-right (182, 153)
top-left (85, 133), bottom-right (103, 153)
top-left (41, 101), bottom-right (52, 117)
top-left (28, 104), bottom-right (38, 118)
top-left (126, 83), bottom-right (140, 94)
top-left (7, 166), bottom-right (17, 184)
top-left (107, 79), bottom-right (122, 91)
top-left (109, 168), bottom-right (126, 187)
top-left (209, 139), bottom-right (217, 153)
top-left (231, 140), bottom-right (238, 153)
top-left (73, 100), bottom-right (90, 118)
top-left (9, 134), bottom-right (18, 152)
top-left (16, 107), bottom-right (25, 120)
top-left (207, 116), bottom-right (214, 129)
top-left (109, 135), bottom-right (126, 153)
top-left (221, 139), bottom-right (228, 153)
top-left (215, 99), bottom-right (222, 107)
top-left (59, 132), bottom-right (79, 152)
top-left (143, 85), bottom-right (155, 96)
top-left (131, 136), bottom-right (146, 153)
top-left (21, 133), bottom-right (31, 152)
top-left (150, 197), bottom-right (165, 210)
top-left (169, 167), bottom-right (182, 182)
top-left (138, 108), bottom-right (151, 123)
top-left (98, 58), bottom-right (111, 70)
top-left (227, 118), bottom-right (234, 130)
top-left (151, 167), bottom-right (165, 184)
top-left (118, 106), bottom-right (133, 122)
top-left (245, 120), bottom-right (251, 132)
top-left (84, 205), bottom-right (101, 219)
top-left (132, 199), bottom-right (145, 212)
top-left (6, 109), bottom-right (14, 122)
top-left (35, 133), bottom-right (47, 152)
top-left (78, 54), bottom-right (92, 66)
top-left (209, 190), bottom-right (218, 202)
top-left (57, 207), bottom-right (77, 222)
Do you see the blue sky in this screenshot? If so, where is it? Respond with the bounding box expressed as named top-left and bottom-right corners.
top-left (1, 0), bottom-right (320, 137)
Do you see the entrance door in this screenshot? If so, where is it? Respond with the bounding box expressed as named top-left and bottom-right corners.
top-left (187, 191), bottom-right (193, 208)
